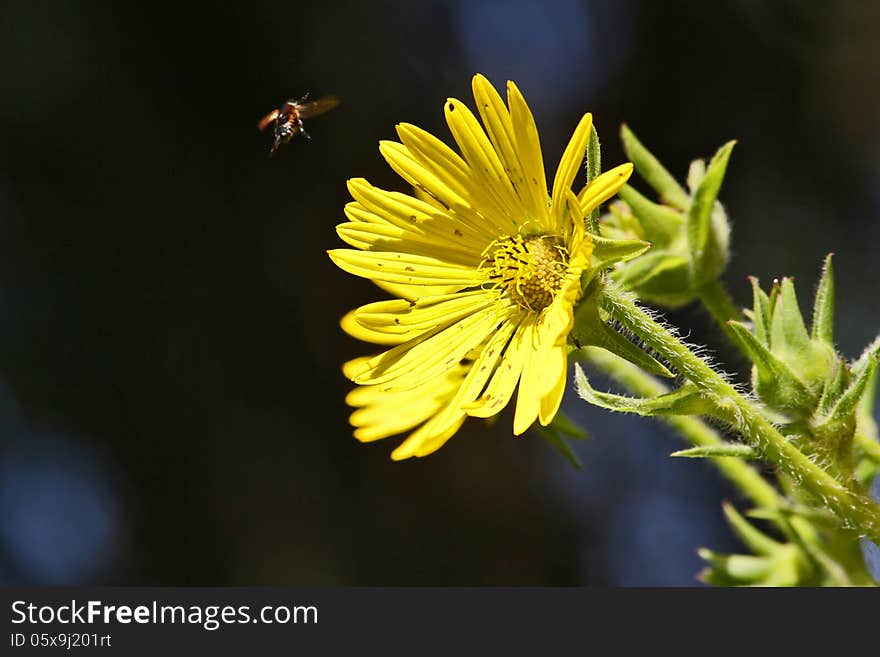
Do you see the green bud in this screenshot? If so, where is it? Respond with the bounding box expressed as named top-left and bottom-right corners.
top-left (698, 503), bottom-right (815, 586)
top-left (608, 125), bottom-right (733, 308)
top-left (733, 259), bottom-right (880, 481)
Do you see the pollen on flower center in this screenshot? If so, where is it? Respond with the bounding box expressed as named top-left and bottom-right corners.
top-left (482, 235), bottom-right (569, 312)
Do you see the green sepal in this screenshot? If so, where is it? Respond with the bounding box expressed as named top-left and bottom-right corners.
top-left (823, 353), bottom-right (878, 426)
top-left (698, 549), bottom-right (775, 582)
top-left (615, 253), bottom-right (691, 307)
top-left (546, 408), bottom-right (590, 440)
top-left (534, 424), bottom-right (583, 469)
top-left (686, 140), bottom-right (735, 284)
top-left (616, 184), bottom-right (682, 246)
top-left (726, 320), bottom-right (817, 412)
top-left (749, 277), bottom-right (772, 346)
top-left (770, 278), bottom-right (811, 356)
top-left (686, 158), bottom-right (707, 192)
top-left (574, 365), bottom-right (715, 417)
top-left (721, 502), bottom-right (782, 557)
top-left (670, 444), bottom-right (757, 459)
top-left (817, 357), bottom-right (848, 415)
top-left (856, 340), bottom-right (879, 441)
top-left (571, 293), bottom-right (674, 378)
top-left (811, 253), bottom-right (835, 345)
top-left (619, 124), bottom-right (689, 210)
top-left (590, 234), bottom-right (651, 271)
top-left (746, 505), bottom-right (838, 529)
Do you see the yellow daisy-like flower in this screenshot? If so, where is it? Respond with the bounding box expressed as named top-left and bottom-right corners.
top-left (329, 74), bottom-right (633, 460)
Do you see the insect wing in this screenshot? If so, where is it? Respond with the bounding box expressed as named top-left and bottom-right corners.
top-left (294, 95), bottom-right (340, 119)
top-left (257, 108), bottom-right (280, 131)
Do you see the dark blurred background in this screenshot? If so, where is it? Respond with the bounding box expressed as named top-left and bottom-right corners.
top-left (0, 0), bottom-right (878, 586)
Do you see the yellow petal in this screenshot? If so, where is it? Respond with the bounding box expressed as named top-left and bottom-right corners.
top-left (353, 291), bottom-right (489, 336)
top-left (539, 350), bottom-right (568, 426)
top-left (550, 113), bottom-right (592, 232)
top-left (391, 412), bottom-right (468, 460)
top-left (336, 221), bottom-right (480, 266)
top-left (466, 321), bottom-right (531, 418)
top-left (372, 279), bottom-right (462, 302)
top-left (341, 310), bottom-right (408, 346)
top-left (507, 81), bottom-right (550, 228)
top-left (328, 249), bottom-right (479, 287)
top-left (350, 305), bottom-right (502, 388)
top-left (471, 75), bottom-right (541, 218)
top-left (578, 163), bottom-right (634, 216)
top-left (443, 98), bottom-right (522, 228)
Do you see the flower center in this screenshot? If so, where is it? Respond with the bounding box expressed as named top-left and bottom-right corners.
top-left (482, 235), bottom-right (569, 312)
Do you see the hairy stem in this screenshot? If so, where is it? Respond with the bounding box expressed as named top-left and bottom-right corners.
top-left (602, 286), bottom-right (880, 544)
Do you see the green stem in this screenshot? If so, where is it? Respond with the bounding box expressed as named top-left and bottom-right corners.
top-left (581, 346), bottom-right (783, 511)
top-left (602, 286), bottom-right (880, 544)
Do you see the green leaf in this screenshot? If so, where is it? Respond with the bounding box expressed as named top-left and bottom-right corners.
top-left (698, 548), bottom-right (772, 581)
top-left (686, 158), bottom-right (707, 192)
top-left (770, 278), bottom-right (811, 356)
top-left (547, 409), bottom-right (590, 440)
top-left (811, 253), bottom-right (835, 345)
top-left (619, 124), bottom-right (689, 210)
top-left (749, 277), bottom-right (771, 346)
top-left (825, 353), bottom-right (878, 425)
top-left (617, 184), bottom-right (682, 246)
top-left (615, 251), bottom-right (688, 289)
top-left (685, 140), bottom-right (735, 284)
top-left (726, 320), bottom-right (816, 410)
top-left (534, 424), bottom-right (583, 469)
top-left (570, 291), bottom-right (673, 378)
top-left (721, 502), bottom-right (782, 557)
top-left (574, 365), bottom-right (714, 416)
top-left (817, 357), bottom-right (848, 415)
top-left (590, 234), bottom-right (652, 271)
top-left (671, 444), bottom-right (757, 459)
top-left (856, 340), bottom-right (879, 440)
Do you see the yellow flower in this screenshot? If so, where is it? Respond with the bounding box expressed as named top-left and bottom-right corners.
top-left (329, 74), bottom-right (633, 460)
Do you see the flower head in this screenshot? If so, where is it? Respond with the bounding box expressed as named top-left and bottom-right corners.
top-left (329, 74), bottom-right (633, 459)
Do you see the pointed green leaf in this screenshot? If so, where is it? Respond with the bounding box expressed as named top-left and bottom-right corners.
top-left (852, 336), bottom-right (880, 381)
top-left (619, 124), bottom-right (689, 210)
top-left (726, 320), bottom-right (816, 409)
top-left (826, 355), bottom-right (878, 424)
top-left (617, 184), bottom-right (682, 246)
top-left (811, 253), bottom-right (835, 345)
top-left (721, 502), bottom-right (783, 557)
top-left (590, 234), bottom-right (652, 271)
top-left (534, 424), bottom-right (583, 469)
top-left (686, 140), bottom-right (735, 283)
top-left (615, 251), bottom-right (688, 289)
top-left (571, 296), bottom-right (673, 378)
top-left (698, 548), bottom-right (772, 581)
top-left (547, 409), bottom-right (590, 440)
top-left (749, 277), bottom-right (771, 346)
top-left (818, 357), bottom-right (848, 415)
top-left (593, 321), bottom-right (674, 378)
top-left (687, 158), bottom-right (707, 192)
top-left (770, 278), bottom-right (811, 355)
top-left (768, 279), bottom-right (781, 315)
top-left (671, 444), bottom-right (758, 459)
top-left (575, 365), bottom-right (713, 416)
top-left (856, 341), bottom-right (879, 441)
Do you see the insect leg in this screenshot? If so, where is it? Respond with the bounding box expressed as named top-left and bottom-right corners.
top-left (297, 116), bottom-right (311, 140)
